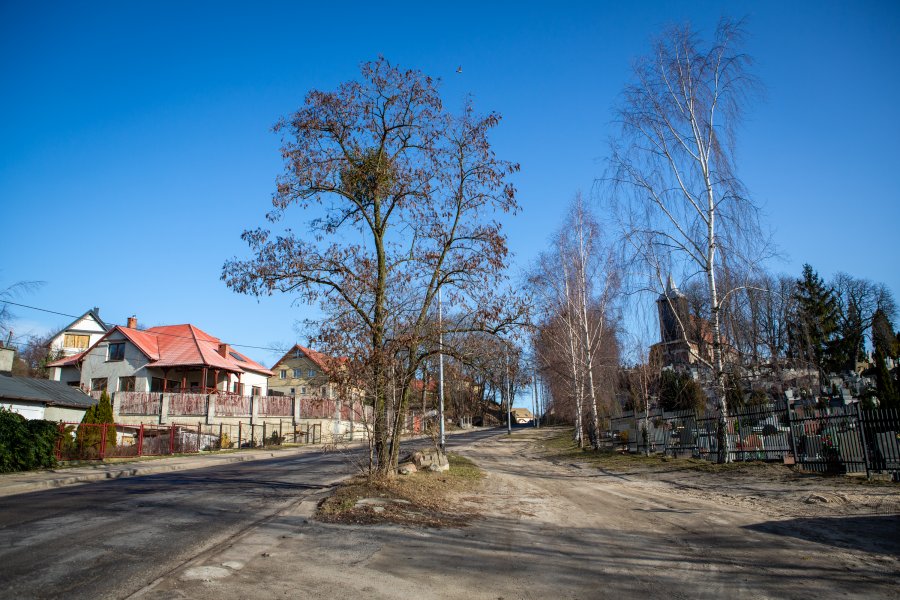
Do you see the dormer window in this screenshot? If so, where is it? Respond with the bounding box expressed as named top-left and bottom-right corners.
top-left (107, 342), bottom-right (125, 361)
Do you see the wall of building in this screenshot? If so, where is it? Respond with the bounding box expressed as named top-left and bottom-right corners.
top-left (49, 314), bottom-right (107, 357)
top-left (78, 330), bottom-right (152, 392)
top-left (0, 400), bottom-right (45, 420)
top-left (44, 406), bottom-right (88, 422)
top-left (268, 354), bottom-right (333, 396)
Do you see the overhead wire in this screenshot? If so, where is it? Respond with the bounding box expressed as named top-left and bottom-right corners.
top-left (0, 299), bottom-right (291, 355)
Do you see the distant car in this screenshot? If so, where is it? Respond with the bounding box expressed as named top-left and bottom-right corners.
top-left (516, 417), bottom-right (531, 424)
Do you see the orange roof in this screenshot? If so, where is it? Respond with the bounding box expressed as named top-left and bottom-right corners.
top-left (49, 324), bottom-right (272, 376)
top-left (272, 344), bottom-right (345, 374)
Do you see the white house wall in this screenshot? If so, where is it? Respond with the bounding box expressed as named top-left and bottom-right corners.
top-left (49, 314), bottom-right (107, 356)
top-left (1, 401), bottom-right (45, 420)
top-left (44, 406), bottom-right (88, 423)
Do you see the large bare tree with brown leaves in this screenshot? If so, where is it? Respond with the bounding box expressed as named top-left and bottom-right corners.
top-left (223, 58), bottom-right (524, 477)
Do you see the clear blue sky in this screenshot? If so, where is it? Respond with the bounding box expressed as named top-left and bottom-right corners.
top-left (2, 1), bottom-right (899, 386)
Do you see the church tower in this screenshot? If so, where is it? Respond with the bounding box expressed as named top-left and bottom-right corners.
top-left (657, 275), bottom-right (689, 344)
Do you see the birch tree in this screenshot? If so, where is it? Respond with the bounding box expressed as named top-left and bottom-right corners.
top-left (610, 20), bottom-right (762, 462)
top-left (531, 195), bottom-right (620, 448)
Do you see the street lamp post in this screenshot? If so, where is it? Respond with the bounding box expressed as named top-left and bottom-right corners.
top-left (438, 286), bottom-right (446, 451)
top-left (506, 349), bottom-right (512, 435)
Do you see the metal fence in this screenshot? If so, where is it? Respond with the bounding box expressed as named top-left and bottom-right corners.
top-left (610, 403), bottom-right (900, 478)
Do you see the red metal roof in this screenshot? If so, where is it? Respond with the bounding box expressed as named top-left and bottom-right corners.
top-left (49, 324), bottom-right (273, 376)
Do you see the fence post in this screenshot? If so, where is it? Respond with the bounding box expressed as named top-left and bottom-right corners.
top-left (219, 422), bottom-right (223, 449)
top-left (197, 422), bottom-right (202, 452)
top-left (856, 401), bottom-right (871, 479)
top-left (100, 425), bottom-right (107, 460)
top-left (138, 424), bottom-right (144, 457)
top-left (786, 403), bottom-right (799, 464)
top-left (238, 421), bottom-right (242, 450)
top-left (263, 422), bottom-right (267, 446)
top-left (169, 425), bottom-right (175, 455)
top-left (55, 423), bottom-right (64, 460)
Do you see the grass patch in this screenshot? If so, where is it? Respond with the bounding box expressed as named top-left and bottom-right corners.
top-left (536, 429), bottom-right (781, 475)
top-left (317, 452), bottom-right (485, 528)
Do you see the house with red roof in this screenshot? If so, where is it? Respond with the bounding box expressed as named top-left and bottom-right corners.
top-left (48, 317), bottom-right (272, 398)
top-left (268, 344), bottom-right (344, 398)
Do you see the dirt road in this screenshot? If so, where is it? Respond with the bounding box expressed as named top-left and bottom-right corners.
top-left (137, 428), bottom-right (899, 599)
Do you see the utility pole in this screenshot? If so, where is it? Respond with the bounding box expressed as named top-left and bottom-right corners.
top-left (438, 286), bottom-right (446, 451)
top-left (532, 369), bottom-right (539, 429)
top-left (506, 348), bottom-right (512, 435)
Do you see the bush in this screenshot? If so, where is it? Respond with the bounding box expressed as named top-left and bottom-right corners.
top-left (76, 391), bottom-right (116, 457)
top-left (0, 408), bottom-right (61, 472)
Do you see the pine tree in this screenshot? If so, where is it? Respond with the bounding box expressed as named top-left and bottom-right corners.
top-left (872, 309), bottom-right (899, 409)
top-left (789, 264), bottom-right (840, 376)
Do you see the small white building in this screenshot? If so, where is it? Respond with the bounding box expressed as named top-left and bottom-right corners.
top-left (46, 307), bottom-right (109, 358)
top-left (0, 369), bottom-right (96, 422)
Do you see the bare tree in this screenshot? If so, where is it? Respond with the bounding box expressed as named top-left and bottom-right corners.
top-left (610, 19), bottom-right (763, 462)
top-left (530, 195), bottom-right (621, 447)
top-left (223, 58), bottom-right (524, 477)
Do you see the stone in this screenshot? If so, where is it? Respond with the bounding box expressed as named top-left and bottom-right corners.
top-left (805, 494), bottom-right (829, 504)
top-left (398, 462), bottom-right (417, 475)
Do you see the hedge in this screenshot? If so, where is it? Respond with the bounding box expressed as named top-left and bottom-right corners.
top-left (0, 408), bottom-right (60, 473)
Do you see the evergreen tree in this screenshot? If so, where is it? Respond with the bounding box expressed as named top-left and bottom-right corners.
top-left (658, 370), bottom-right (707, 413)
top-left (871, 309), bottom-right (899, 409)
top-left (76, 391), bottom-right (116, 457)
top-left (789, 264), bottom-right (840, 376)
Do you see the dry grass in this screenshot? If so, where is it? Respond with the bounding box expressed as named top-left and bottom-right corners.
top-left (537, 428), bottom-right (786, 475)
top-left (317, 453), bottom-right (485, 528)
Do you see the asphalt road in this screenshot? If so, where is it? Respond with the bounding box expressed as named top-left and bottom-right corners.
top-left (0, 428), bottom-right (504, 600)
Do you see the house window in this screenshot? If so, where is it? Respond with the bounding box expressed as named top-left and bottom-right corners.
top-left (294, 349), bottom-right (302, 358)
top-left (293, 368), bottom-right (302, 378)
top-left (290, 387), bottom-right (295, 395)
top-left (280, 369), bottom-right (287, 379)
top-left (63, 334), bottom-right (90, 349)
top-left (90, 378), bottom-right (108, 392)
top-left (107, 342), bottom-right (125, 361)
top-left (251, 386), bottom-right (261, 396)
top-left (301, 386), bottom-right (307, 395)
top-left (232, 382), bottom-right (244, 395)
top-left (118, 376), bottom-right (136, 392)
top-left (151, 377), bottom-right (164, 392)
top-left (308, 369), bottom-right (316, 378)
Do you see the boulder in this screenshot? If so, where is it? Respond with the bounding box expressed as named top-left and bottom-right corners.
top-left (398, 462), bottom-right (417, 475)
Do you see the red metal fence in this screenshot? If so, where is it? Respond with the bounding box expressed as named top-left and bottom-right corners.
top-left (54, 422), bottom-right (217, 460)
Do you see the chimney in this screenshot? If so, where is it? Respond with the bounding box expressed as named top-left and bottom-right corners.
top-left (0, 347), bottom-right (14, 375)
top-left (93, 307), bottom-right (100, 316)
top-left (127, 315), bottom-right (137, 329)
top-left (218, 343), bottom-right (230, 358)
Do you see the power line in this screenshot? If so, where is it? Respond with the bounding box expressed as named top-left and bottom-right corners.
top-left (0, 300), bottom-right (290, 354)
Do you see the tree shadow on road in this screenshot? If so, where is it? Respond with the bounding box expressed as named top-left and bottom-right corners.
top-left (743, 514), bottom-right (900, 556)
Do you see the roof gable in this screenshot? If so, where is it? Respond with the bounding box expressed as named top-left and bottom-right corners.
top-left (48, 308), bottom-right (109, 341)
top-left (272, 344), bottom-right (341, 374)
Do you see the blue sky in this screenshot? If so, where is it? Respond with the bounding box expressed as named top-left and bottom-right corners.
top-left (2, 1), bottom-right (899, 398)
